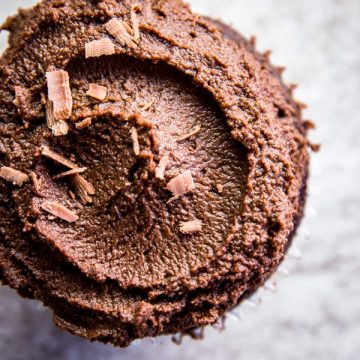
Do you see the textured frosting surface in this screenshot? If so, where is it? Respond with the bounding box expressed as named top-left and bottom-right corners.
top-left (0, 0), bottom-right (310, 347)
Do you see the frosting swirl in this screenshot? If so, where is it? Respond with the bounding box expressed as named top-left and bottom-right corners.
top-left (0, 0), bottom-right (310, 346)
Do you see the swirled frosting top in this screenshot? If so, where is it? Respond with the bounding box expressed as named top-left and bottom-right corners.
top-left (0, 0), bottom-right (310, 347)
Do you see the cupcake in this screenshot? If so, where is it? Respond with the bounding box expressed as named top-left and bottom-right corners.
top-left (0, 0), bottom-right (313, 347)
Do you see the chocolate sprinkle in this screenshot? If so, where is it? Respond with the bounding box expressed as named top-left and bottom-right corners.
top-left (41, 201), bottom-right (79, 223)
top-left (0, 166), bottom-right (28, 186)
top-left (41, 146), bottom-right (78, 170)
top-left (167, 170), bottom-right (196, 202)
top-left (85, 38), bottom-right (115, 58)
top-left (180, 219), bottom-right (203, 234)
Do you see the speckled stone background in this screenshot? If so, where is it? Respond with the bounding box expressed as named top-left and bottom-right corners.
top-left (0, 1), bottom-right (359, 359)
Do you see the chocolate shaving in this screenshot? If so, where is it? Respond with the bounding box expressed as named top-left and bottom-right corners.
top-left (131, 127), bottom-right (140, 156)
top-left (41, 201), bottom-right (78, 223)
top-left (122, 21), bottom-right (133, 35)
top-left (167, 170), bottom-right (195, 202)
top-left (178, 125), bottom-right (201, 141)
top-left (0, 139), bottom-right (6, 154)
top-left (105, 18), bottom-right (138, 49)
top-left (116, 6), bottom-right (140, 42)
top-left (86, 83), bottom-right (107, 101)
top-left (53, 167), bottom-right (87, 180)
top-left (76, 118), bottom-right (92, 129)
top-left (0, 166), bottom-right (28, 186)
top-left (46, 70), bottom-right (73, 131)
top-left (30, 171), bottom-right (41, 192)
top-left (52, 120), bottom-right (69, 136)
top-left (46, 99), bottom-right (68, 139)
top-left (71, 174), bottom-right (95, 204)
top-left (131, 5), bottom-right (140, 42)
top-left (139, 99), bottom-right (155, 111)
top-left (41, 145), bottom-right (78, 170)
top-left (155, 155), bottom-right (169, 180)
top-left (85, 38), bottom-right (115, 58)
top-left (46, 99), bottom-right (55, 127)
top-left (180, 219), bottom-right (202, 234)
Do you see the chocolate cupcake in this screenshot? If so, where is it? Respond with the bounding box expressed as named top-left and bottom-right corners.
top-left (0, 0), bottom-right (312, 347)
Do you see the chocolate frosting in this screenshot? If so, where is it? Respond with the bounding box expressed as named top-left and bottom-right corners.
top-left (0, 0), bottom-right (310, 347)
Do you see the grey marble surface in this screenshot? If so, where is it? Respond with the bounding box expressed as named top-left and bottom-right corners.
top-left (0, 0), bottom-right (359, 359)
